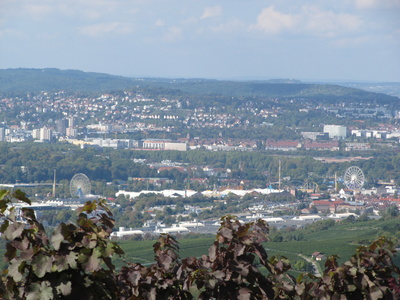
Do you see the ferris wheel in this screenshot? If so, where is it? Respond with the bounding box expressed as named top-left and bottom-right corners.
top-left (343, 166), bottom-right (364, 190)
top-left (70, 173), bottom-right (91, 198)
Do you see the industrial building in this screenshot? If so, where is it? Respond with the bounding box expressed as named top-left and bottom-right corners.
top-left (323, 125), bottom-right (347, 139)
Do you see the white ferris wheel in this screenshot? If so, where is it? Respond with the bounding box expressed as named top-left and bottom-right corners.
top-left (343, 166), bottom-right (365, 191)
top-left (70, 173), bottom-right (91, 198)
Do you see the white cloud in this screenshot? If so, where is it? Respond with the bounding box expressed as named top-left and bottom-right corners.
top-left (355, 0), bottom-right (400, 9)
top-left (0, 28), bottom-right (18, 39)
top-left (331, 36), bottom-right (370, 47)
top-left (80, 10), bottom-right (103, 20)
top-left (200, 6), bottom-right (222, 20)
top-left (251, 5), bottom-right (362, 37)
top-left (126, 8), bottom-right (138, 15)
top-left (251, 6), bottom-right (297, 35)
top-left (182, 17), bottom-right (198, 26)
top-left (302, 5), bottom-right (362, 37)
top-left (210, 19), bottom-right (246, 34)
top-left (36, 32), bottom-right (59, 40)
top-left (79, 22), bottom-right (134, 37)
top-left (355, 0), bottom-right (376, 9)
top-left (155, 19), bottom-right (165, 27)
top-left (162, 26), bottom-right (183, 42)
top-left (51, 1), bottom-right (119, 20)
top-left (23, 4), bottom-right (53, 19)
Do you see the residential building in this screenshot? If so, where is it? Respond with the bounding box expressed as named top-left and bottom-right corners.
top-left (303, 140), bottom-right (339, 151)
top-left (265, 140), bottom-right (301, 151)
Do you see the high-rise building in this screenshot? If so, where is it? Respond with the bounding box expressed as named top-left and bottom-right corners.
top-left (0, 127), bottom-right (5, 142)
top-left (56, 119), bottom-right (68, 135)
top-left (68, 116), bottom-right (77, 128)
top-left (32, 129), bottom-right (40, 139)
top-left (40, 127), bottom-right (53, 141)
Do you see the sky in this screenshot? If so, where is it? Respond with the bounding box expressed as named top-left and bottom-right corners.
top-left (1, 0), bottom-right (399, 82)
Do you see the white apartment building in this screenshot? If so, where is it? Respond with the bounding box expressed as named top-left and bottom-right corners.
top-left (40, 127), bottom-right (53, 141)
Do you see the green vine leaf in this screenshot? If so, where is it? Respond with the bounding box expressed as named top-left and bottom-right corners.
top-left (12, 189), bottom-right (31, 205)
top-left (0, 189), bottom-right (8, 200)
top-left (4, 222), bottom-right (25, 241)
top-left (21, 207), bottom-right (37, 222)
top-left (32, 254), bottom-right (52, 278)
top-left (8, 259), bottom-right (24, 282)
top-left (54, 251), bottom-right (78, 272)
top-left (4, 242), bottom-right (17, 262)
top-left (79, 248), bottom-right (102, 272)
top-left (81, 233), bottom-right (97, 249)
top-left (56, 281), bottom-right (72, 296)
top-left (26, 281), bottom-right (53, 300)
top-left (51, 224), bottom-right (66, 251)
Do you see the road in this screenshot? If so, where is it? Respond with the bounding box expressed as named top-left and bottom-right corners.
top-left (298, 254), bottom-right (322, 277)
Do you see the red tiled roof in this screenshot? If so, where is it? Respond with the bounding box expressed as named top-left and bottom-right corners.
top-left (266, 140), bottom-right (299, 147)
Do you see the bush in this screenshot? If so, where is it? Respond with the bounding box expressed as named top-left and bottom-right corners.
top-left (0, 190), bottom-right (123, 299)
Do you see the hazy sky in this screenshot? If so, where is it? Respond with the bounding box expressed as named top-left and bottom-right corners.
top-left (1, 0), bottom-right (399, 81)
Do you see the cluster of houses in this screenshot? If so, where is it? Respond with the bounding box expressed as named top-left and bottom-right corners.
top-left (310, 193), bottom-right (400, 216)
top-left (2, 89), bottom-right (400, 150)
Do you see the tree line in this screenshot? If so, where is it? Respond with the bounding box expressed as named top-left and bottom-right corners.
top-left (0, 143), bottom-right (399, 192)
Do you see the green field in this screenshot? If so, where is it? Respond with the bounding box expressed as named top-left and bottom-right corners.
top-left (116, 238), bottom-right (350, 271)
top-left (115, 238), bottom-right (215, 268)
top-left (117, 217), bottom-right (400, 271)
top-left (0, 217), bottom-right (398, 272)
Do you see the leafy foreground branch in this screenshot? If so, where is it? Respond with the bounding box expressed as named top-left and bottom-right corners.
top-left (0, 190), bottom-right (399, 299)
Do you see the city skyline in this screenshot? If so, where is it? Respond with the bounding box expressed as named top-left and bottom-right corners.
top-left (1, 0), bottom-right (399, 82)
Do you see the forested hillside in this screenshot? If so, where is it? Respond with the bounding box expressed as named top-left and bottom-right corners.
top-left (0, 68), bottom-right (397, 106)
top-left (0, 68), bottom-right (134, 93)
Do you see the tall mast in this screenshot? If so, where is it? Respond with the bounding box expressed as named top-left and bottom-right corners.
top-left (53, 169), bottom-right (56, 198)
top-left (335, 172), bottom-right (338, 192)
top-left (278, 159), bottom-right (281, 190)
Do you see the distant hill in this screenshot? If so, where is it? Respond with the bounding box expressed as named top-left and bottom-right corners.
top-left (0, 68), bottom-right (136, 93)
top-left (333, 82), bottom-right (400, 98)
top-left (0, 68), bottom-right (398, 105)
